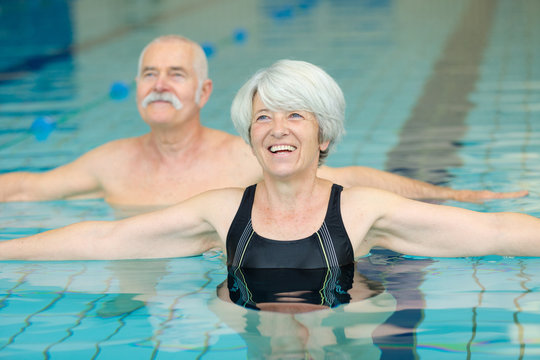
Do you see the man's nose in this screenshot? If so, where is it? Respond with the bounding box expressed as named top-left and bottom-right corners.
top-left (154, 74), bottom-right (169, 92)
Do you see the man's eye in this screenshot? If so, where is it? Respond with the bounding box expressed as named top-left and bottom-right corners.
top-left (143, 72), bottom-right (156, 78)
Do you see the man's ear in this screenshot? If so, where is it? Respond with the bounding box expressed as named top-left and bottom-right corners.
top-left (198, 79), bottom-right (213, 108)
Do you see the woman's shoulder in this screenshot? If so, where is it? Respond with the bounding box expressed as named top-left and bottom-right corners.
top-left (188, 187), bottom-right (249, 218)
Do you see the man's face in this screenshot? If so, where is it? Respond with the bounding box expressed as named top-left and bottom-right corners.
top-left (136, 40), bottom-right (202, 127)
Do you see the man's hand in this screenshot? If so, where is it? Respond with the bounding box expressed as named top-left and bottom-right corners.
top-left (450, 189), bottom-right (529, 203)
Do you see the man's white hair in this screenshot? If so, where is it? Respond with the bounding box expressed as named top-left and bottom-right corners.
top-left (137, 35), bottom-right (208, 102)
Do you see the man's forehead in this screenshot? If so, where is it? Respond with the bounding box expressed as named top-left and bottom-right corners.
top-left (142, 41), bottom-right (193, 67)
top-left (142, 65), bottom-right (188, 72)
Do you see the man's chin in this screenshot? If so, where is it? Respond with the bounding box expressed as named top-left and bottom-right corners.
top-left (143, 113), bottom-right (178, 127)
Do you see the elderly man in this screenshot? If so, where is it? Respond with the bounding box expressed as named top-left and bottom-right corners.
top-left (0, 35), bottom-right (527, 207)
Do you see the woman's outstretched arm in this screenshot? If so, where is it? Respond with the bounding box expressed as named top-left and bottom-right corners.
top-left (343, 187), bottom-right (540, 258)
top-left (0, 189), bottom-right (241, 261)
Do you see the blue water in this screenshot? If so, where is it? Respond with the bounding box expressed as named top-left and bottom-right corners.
top-left (1, 0), bottom-right (540, 358)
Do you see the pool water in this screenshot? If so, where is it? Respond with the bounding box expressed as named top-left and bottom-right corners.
top-left (1, 0), bottom-right (540, 358)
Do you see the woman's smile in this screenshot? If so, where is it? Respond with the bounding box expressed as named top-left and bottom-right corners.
top-left (269, 144), bottom-right (297, 153)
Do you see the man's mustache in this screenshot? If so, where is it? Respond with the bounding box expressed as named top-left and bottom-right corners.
top-left (141, 92), bottom-right (183, 110)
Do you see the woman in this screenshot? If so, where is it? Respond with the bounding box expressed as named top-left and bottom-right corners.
top-left (1, 59), bottom-right (539, 262)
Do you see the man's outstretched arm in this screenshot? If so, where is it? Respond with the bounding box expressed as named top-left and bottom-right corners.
top-left (318, 165), bottom-right (528, 202)
top-left (0, 149), bottom-right (104, 202)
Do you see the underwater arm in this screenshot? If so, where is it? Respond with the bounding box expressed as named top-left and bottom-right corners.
top-left (318, 165), bottom-right (528, 202)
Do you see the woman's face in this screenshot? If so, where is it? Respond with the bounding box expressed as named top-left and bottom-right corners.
top-left (249, 93), bottom-right (329, 179)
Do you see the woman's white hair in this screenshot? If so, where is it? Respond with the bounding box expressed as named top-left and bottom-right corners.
top-left (231, 59), bottom-right (345, 164)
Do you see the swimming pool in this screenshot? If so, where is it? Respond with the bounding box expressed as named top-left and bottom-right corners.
top-left (1, 0), bottom-right (540, 358)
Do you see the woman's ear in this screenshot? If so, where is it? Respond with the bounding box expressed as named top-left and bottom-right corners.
top-left (319, 140), bottom-right (330, 152)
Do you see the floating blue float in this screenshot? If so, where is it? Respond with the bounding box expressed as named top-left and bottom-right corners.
top-left (201, 42), bottom-right (216, 58)
top-left (232, 28), bottom-right (248, 44)
top-left (272, 6), bottom-right (294, 19)
top-left (298, 0), bottom-right (318, 10)
top-left (109, 81), bottom-right (130, 100)
top-left (30, 116), bottom-right (56, 141)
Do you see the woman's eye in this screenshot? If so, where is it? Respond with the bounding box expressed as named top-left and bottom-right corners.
top-left (256, 115), bottom-right (270, 122)
top-left (289, 112), bottom-right (303, 119)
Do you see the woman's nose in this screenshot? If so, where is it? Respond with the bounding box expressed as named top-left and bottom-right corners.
top-left (271, 116), bottom-right (289, 137)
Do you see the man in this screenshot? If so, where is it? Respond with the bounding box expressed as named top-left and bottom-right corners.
top-left (0, 35), bottom-right (527, 208)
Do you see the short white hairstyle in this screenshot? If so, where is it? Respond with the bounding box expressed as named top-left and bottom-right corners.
top-left (137, 35), bottom-right (208, 101)
top-left (231, 60), bottom-right (345, 164)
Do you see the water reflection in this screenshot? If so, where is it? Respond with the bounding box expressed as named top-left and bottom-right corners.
top-left (208, 250), bottom-right (434, 359)
top-left (225, 264), bottom-right (360, 312)
top-left (357, 248), bottom-right (433, 359)
top-left (209, 263), bottom-right (396, 358)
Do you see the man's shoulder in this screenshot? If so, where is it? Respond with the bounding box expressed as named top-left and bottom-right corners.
top-left (102, 136), bottom-right (142, 149)
top-left (199, 128), bottom-right (261, 181)
top-left (93, 136), bottom-right (145, 152)
top-left (203, 127), bottom-right (238, 141)
top-left (202, 128), bottom-right (250, 152)
top-left (79, 136), bottom-right (144, 165)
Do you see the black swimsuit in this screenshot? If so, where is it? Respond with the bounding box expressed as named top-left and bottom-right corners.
top-left (225, 184), bottom-right (355, 309)
top-left (226, 184), bottom-right (354, 269)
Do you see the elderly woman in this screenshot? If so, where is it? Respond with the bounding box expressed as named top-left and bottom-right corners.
top-left (1, 60), bottom-right (539, 263)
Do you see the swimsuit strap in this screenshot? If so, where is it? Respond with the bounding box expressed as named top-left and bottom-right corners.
top-left (228, 185), bottom-right (256, 267)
